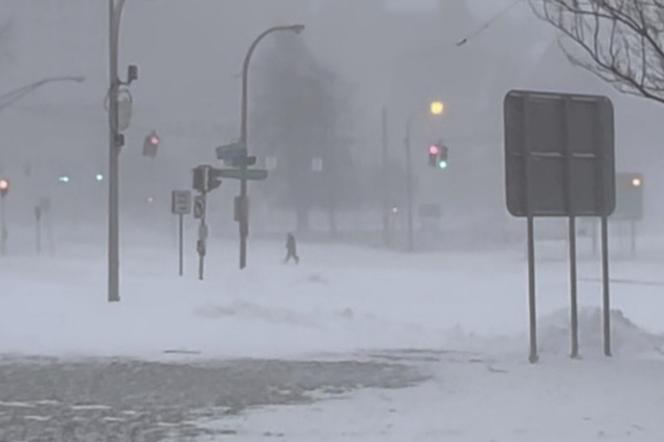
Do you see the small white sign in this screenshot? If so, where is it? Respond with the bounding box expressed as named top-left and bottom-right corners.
top-left (171, 190), bottom-right (192, 215)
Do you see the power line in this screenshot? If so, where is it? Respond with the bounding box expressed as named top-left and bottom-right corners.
top-left (456, 0), bottom-right (525, 47)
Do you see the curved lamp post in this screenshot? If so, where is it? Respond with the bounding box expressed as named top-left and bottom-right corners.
top-left (237, 24), bottom-right (305, 270)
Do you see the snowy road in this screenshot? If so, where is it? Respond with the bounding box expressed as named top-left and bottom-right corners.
top-left (0, 355), bottom-right (422, 441)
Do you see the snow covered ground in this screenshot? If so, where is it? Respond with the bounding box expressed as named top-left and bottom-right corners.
top-left (2, 232), bottom-right (664, 440)
top-left (1, 231), bottom-right (663, 359)
top-left (199, 349), bottom-right (664, 442)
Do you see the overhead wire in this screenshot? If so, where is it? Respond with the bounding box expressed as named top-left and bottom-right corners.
top-left (456, 0), bottom-right (526, 47)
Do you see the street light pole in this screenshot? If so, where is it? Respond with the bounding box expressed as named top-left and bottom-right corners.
top-left (403, 101), bottom-right (445, 253)
top-left (237, 24), bottom-right (305, 270)
top-left (108, 0), bottom-right (127, 303)
top-left (0, 194), bottom-right (6, 256)
top-left (381, 107), bottom-right (390, 247)
top-left (404, 114), bottom-right (415, 253)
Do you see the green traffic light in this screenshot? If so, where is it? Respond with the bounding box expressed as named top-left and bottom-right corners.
top-left (438, 160), bottom-right (448, 169)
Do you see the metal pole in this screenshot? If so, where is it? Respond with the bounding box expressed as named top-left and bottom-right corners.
top-left (527, 215), bottom-right (538, 364)
top-left (45, 205), bottom-right (55, 256)
top-left (381, 107), bottom-right (390, 247)
top-left (601, 215), bottom-right (612, 357)
top-left (630, 220), bottom-right (636, 257)
top-left (0, 196), bottom-right (6, 256)
top-left (35, 207), bottom-right (42, 254)
top-left (523, 98), bottom-right (538, 364)
top-left (238, 25), bottom-right (304, 270)
top-left (198, 235), bottom-right (205, 280)
top-left (178, 213), bottom-right (184, 276)
top-left (197, 192), bottom-right (208, 281)
top-left (569, 216), bottom-right (579, 358)
top-left (107, 0), bottom-right (122, 302)
top-left (563, 98), bottom-right (579, 359)
top-left (405, 116), bottom-right (414, 252)
top-left (592, 219), bottom-right (598, 257)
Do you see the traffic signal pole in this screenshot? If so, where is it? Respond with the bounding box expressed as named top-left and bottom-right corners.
top-left (108, 0), bottom-right (122, 302)
top-left (0, 195), bottom-right (6, 256)
top-left (107, 0), bottom-right (129, 303)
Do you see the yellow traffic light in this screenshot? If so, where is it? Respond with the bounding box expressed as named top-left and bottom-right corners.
top-left (430, 101), bottom-right (445, 116)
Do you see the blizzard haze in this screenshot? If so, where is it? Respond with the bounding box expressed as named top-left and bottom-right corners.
top-left (1, 1), bottom-right (663, 441)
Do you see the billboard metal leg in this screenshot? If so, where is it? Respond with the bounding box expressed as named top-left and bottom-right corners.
top-left (601, 216), bottom-right (612, 357)
top-left (527, 216), bottom-right (538, 364)
top-left (569, 216), bottom-right (579, 359)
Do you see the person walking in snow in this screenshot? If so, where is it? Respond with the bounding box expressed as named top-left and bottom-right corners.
top-left (284, 232), bottom-right (299, 264)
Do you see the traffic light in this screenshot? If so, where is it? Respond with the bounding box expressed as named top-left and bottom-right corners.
top-left (438, 144), bottom-right (449, 170)
top-left (193, 165), bottom-right (222, 193)
top-left (428, 143), bottom-right (448, 169)
top-left (208, 168), bottom-right (222, 192)
top-left (0, 178), bottom-right (9, 197)
top-left (428, 144), bottom-right (440, 167)
top-left (193, 165), bottom-right (209, 193)
top-left (427, 143), bottom-right (449, 169)
top-left (143, 130), bottom-right (160, 158)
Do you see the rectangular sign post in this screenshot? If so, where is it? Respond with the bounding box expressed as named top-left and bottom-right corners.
top-left (191, 192), bottom-right (208, 279)
top-left (504, 90), bottom-right (616, 362)
top-left (171, 190), bottom-right (192, 276)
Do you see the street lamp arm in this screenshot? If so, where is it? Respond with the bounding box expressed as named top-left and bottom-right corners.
top-left (0, 76), bottom-right (86, 112)
top-left (240, 24), bottom-right (305, 143)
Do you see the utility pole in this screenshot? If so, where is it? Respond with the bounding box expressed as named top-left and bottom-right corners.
top-left (381, 107), bottom-right (390, 247)
top-left (237, 24), bottom-right (305, 269)
top-left (108, 0), bottom-right (121, 302)
top-left (35, 205), bottom-right (42, 254)
top-left (108, 0), bottom-right (137, 302)
top-left (0, 178), bottom-right (9, 256)
top-left (404, 117), bottom-right (414, 253)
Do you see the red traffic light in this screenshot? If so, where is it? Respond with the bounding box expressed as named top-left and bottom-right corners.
top-left (429, 145), bottom-right (440, 155)
top-left (0, 178), bottom-right (9, 197)
top-left (143, 131), bottom-right (160, 158)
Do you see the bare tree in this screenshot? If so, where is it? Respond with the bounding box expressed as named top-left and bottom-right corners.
top-left (533, 0), bottom-right (664, 104)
